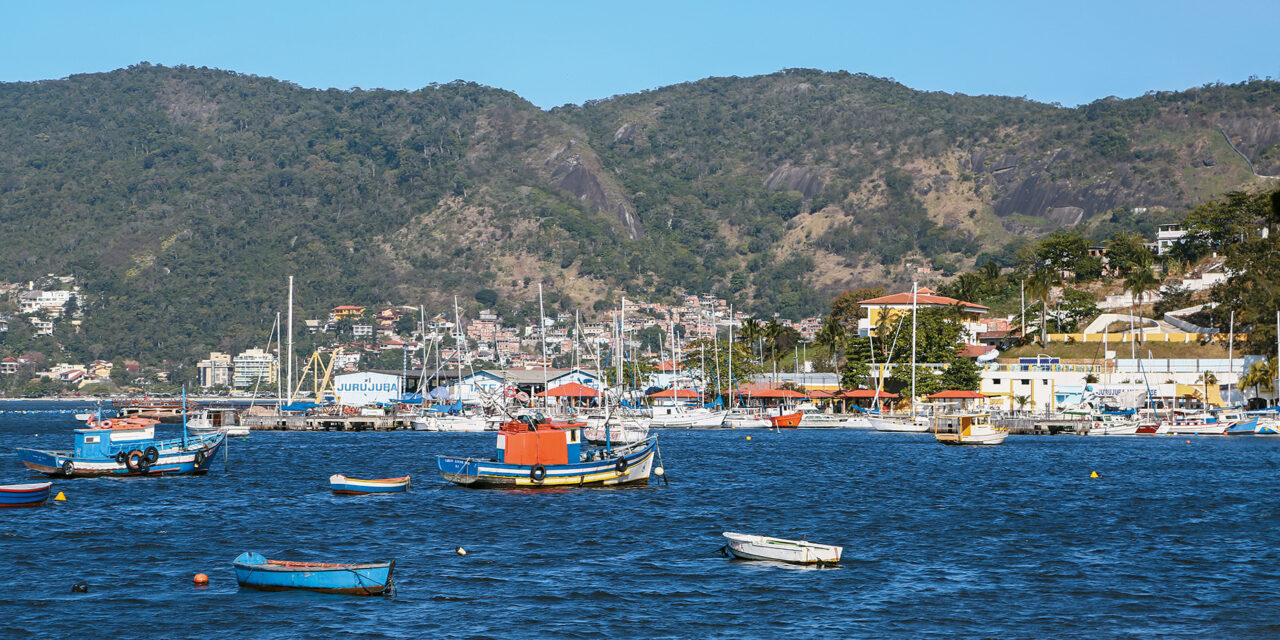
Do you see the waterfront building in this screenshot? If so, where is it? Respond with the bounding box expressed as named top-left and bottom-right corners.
top-left (232, 348), bottom-right (278, 389)
top-left (197, 352), bottom-right (233, 388)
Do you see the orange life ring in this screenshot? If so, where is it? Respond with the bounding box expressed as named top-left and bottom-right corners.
top-left (504, 387), bottom-right (517, 398)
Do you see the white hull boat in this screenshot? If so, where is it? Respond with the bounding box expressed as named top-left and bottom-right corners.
top-left (723, 411), bottom-right (772, 429)
top-left (1085, 419), bottom-right (1141, 436)
top-left (722, 532), bottom-right (842, 564)
top-left (582, 421), bottom-right (650, 445)
top-left (649, 408), bottom-right (726, 429)
top-left (934, 413), bottom-right (1008, 446)
top-left (413, 414), bottom-right (488, 432)
top-left (797, 412), bottom-right (851, 428)
top-left (869, 416), bottom-right (931, 432)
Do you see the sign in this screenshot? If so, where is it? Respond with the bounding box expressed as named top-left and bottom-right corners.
top-left (333, 372), bottom-right (401, 406)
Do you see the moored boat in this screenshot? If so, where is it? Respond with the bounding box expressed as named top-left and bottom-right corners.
top-left (722, 532), bottom-right (842, 564)
top-left (768, 411), bottom-right (803, 429)
top-left (329, 474), bottom-right (411, 494)
top-left (0, 482), bottom-right (53, 507)
top-left (232, 551), bottom-right (394, 596)
top-left (436, 414), bottom-right (660, 489)
top-left (15, 420), bottom-right (225, 477)
top-left (933, 412), bottom-right (1008, 446)
top-left (869, 415), bottom-right (931, 432)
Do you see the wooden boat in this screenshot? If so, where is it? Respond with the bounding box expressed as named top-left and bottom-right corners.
top-left (329, 474), bottom-right (411, 494)
top-left (232, 551), bottom-right (394, 596)
top-left (436, 414), bottom-right (660, 488)
top-left (768, 411), bottom-right (803, 428)
top-left (15, 420), bottom-right (225, 477)
top-left (722, 532), bottom-right (842, 564)
top-left (0, 482), bottom-right (53, 507)
top-left (933, 413), bottom-right (1008, 446)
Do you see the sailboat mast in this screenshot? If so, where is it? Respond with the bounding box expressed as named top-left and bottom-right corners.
top-left (286, 276), bottom-right (294, 404)
top-left (911, 282), bottom-right (918, 417)
top-left (453, 296), bottom-right (463, 408)
top-left (538, 284), bottom-right (548, 410)
top-left (728, 305), bottom-right (735, 410)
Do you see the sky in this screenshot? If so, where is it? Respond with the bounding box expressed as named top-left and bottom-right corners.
top-left (2, 1), bottom-right (1278, 109)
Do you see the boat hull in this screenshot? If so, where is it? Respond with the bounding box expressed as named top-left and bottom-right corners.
top-left (233, 552), bottom-right (394, 596)
top-left (0, 482), bottom-right (53, 507)
top-left (769, 412), bottom-right (803, 428)
top-left (437, 439), bottom-right (658, 488)
top-left (935, 430), bottom-right (1009, 446)
top-left (869, 416), bottom-right (931, 432)
top-left (722, 532), bottom-right (842, 564)
top-left (15, 433), bottom-right (225, 477)
top-left (329, 474), bottom-right (410, 494)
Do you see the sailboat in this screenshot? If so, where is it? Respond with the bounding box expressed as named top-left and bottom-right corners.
top-left (870, 283), bottom-right (930, 433)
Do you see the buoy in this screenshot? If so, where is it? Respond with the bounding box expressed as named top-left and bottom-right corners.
top-left (1186, 440), bottom-right (1191, 444)
top-left (654, 466), bottom-right (665, 477)
top-left (71, 583), bottom-right (88, 593)
top-left (1090, 471), bottom-right (1099, 479)
top-left (193, 573), bottom-right (209, 585)
top-left (455, 546), bottom-right (467, 556)
top-left (746, 436), bottom-right (752, 441)
top-left (54, 491), bottom-right (66, 501)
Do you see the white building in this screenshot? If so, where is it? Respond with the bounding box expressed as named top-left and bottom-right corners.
top-left (197, 352), bottom-right (233, 388)
top-left (18, 290), bottom-right (76, 316)
top-left (1155, 224), bottom-right (1187, 255)
top-left (233, 348), bottom-right (278, 389)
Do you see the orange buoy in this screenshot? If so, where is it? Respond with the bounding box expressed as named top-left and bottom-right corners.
top-left (1185, 440), bottom-right (1191, 444)
top-left (193, 573), bottom-right (209, 585)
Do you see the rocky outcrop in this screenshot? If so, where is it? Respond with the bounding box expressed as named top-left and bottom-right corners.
top-left (764, 164), bottom-right (826, 198)
top-left (546, 144), bottom-right (642, 239)
top-left (1218, 116), bottom-right (1280, 175)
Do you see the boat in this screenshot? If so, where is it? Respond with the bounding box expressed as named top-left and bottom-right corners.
top-left (721, 532), bottom-right (842, 564)
top-left (933, 412), bottom-right (1008, 446)
top-left (869, 415), bottom-right (931, 432)
top-left (795, 404), bottom-right (853, 428)
top-left (436, 413), bottom-right (660, 488)
top-left (15, 415), bottom-right (226, 477)
top-left (723, 410), bottom-right (772, 429)
top-left (232, 551), bottom-right (394, 596)
top-left (648, 405), bottom-right (726, 428)
top-left (1083, 412), bottom-right (1142, 436)
top-left (329, 474), bottom-right (411, 494)
top-left (412, 412), bottom-right (488, 432)
top-left (0, 482), bottom-right (53, 507)
top-left (1164, 409), bottom-right (1229, 435)
top-left (582, 415), bottom-right (650, 445)
top-left (768, 411), bottom-right (803, 428)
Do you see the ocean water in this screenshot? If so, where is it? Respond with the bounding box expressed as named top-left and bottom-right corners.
top-left (1, 401), bottom-right (1279, 638)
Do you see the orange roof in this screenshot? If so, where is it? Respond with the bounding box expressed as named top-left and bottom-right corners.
top-left (956, 344), bottom-right (996, 358)
top-left (806, 389), bottom-right (840, 398)
top-left (744, 388), bottom-right (807, 399)
top-left (858, 289), bottom-right (988, 312)
top-left (332, 305), bottom-right (365, 311)
top-left (927, 390), bottom-right (989, 399)
top-left (840, 389), bottom-right (900, 399)
top-left (536, 382), bottom-right (600, 398)
top-left (648, 389), bottom-right (700, 399)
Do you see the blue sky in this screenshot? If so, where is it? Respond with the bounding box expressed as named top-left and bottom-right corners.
top-left (2, 1), bottom-right (1277, 109)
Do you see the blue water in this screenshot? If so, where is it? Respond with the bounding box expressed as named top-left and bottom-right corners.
top-left (2, 401), bottom-right (1280, 638)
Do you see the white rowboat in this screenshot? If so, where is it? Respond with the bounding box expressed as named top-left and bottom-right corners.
top-left (722, 532), bottom-right (842, 564)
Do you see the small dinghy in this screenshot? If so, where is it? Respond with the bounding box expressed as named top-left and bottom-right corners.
top-left (232, 551), bottom-right (395, 596)
top-left (0, 482), bottom-right (53, 508)
top-left (329, 474), bottom-right (411, 494)
top-left (722, 532), bottom-right (842, 564)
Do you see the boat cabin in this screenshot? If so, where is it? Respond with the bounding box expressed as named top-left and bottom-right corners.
top-left (497, 416), bottom-right (582, 465)
top-left (73, 424), bottom-right (156, 457)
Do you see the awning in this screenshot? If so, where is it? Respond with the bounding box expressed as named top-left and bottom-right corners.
top-left (536, 382), bottom-right (600, 398)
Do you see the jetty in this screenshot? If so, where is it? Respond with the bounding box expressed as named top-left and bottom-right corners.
top-left (238, 414), bottom-right (414, 431)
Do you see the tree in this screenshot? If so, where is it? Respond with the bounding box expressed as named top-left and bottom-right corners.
top-left (1124, 267), bottom-right (1159, 342)
top-left (828, 287), bottom-right (884, 330)
top-left (1013, 394), bottom-right (1031, 413)
top-left (1057, 288), bottom-right (1100, 333)
top-left (813, 315), bottom-right (846, 369)
top-left (839, 358), bottom-right (871, 390)
top-left (1105, 232), bottom-right (1152, 276)
top-left (1239, 358), bottom-right (1277, 403)
top-left (1036, 230), bottom-right (1089, 280)
top-left (1025, 269), bottom-right (1054, 345)
top-left (939, 357), bottom-right (981, 391)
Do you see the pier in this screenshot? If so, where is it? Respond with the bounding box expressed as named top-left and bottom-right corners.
top-left (238, 414), bottom-right (415, 431)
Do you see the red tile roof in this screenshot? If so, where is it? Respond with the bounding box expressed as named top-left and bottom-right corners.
top-left (927, 390), bottom-right (989, 399)
top-left (858, 288), bottom-right (989, 311)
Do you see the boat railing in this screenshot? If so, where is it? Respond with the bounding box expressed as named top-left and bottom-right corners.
top-left (98, 431), bottom-right (220, 455)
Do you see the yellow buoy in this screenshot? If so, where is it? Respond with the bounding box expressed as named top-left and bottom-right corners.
top-left (1090, 471), bottom-right (1099, 479)
top-left (54, 491), bottom-right (66, 501)
top-left (746, 436), bottom-right (752, 441)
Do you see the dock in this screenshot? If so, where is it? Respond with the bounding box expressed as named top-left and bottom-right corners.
top-left (239, 414), bottom-right (416, 431)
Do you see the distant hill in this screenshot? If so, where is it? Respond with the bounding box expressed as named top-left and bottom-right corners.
top-left (0, 64), bottom-right (1277, 363)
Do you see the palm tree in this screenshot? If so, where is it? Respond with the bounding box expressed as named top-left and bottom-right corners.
top-left (763, 319), bottom-right (784, 363)
top-left (814, 315), bottom-right (845, 369)
top-left (1240, 358), bottom-right (1278, 403)
top-left (1197, 371), bottom-right (1218, 408)
top-left (1025, 269), bottom-right (1053, 345)
top-left (1013, 394), bottom-right (1030, 414)
top-left (1124, 267), bottom-right (1159, 343)
top-left (738, 318), bottom-right (762, 356)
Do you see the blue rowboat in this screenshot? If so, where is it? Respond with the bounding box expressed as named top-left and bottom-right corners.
top-left (329, 474), bottom-right (411, 494)
top-left (0, 482), bottom-right (53, 507)
top-left (232, 552), bottom-right (394, 596)
top-left (1225, 418), bottom-right (1262, 435)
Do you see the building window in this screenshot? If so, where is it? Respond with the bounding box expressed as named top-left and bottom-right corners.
top-left (992, 379), bottom-right (1001, 385)
top-left (1042, 379), bottom-right (1049, 385)
top-left (1020, 379), bottom-right (1030, 385)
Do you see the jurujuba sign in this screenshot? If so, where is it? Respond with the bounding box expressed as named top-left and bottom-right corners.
top-left (333, 372), bottom-right (401, 406)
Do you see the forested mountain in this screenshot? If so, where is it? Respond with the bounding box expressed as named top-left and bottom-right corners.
top-left (0, 64), bottom-right (1277, 364)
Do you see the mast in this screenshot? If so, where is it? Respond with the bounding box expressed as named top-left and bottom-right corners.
top-left (910, 281), bottom-right (918, 418)
top-left (538, 284), bottom-right (548, 411)
top-left (287, 276), bottom-right (294, 404)
top-left (1275, 310), bottom-right (1279, 408)
top-left (453, 296), bottom-right (463, 410)
top-left (276, 312), bottom-right (283, 409)
top-left (728, 305), bottom-right (735, 410)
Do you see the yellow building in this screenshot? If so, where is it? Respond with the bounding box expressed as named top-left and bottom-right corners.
top-left (856, 287), bottom-right (989, 343)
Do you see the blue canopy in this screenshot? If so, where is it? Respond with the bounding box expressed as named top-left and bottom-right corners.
top-left (281, 402), bottom-right (320, 412)
top-left (398, 392), bottom-right (424, 404)
top-left (621, 399), bottom-right (640, 410)
top-left (429, 399), bottom-right (463, 414)
top-left (703, 396), bottom-right (724, 409)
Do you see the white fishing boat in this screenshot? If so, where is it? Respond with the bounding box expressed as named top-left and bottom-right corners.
top-left (1084, 414), bottom-right (1142, 436)
top-left (722, 532), bottom-right (842, 564)
top-left (649, 406), bottom-right (726, 428)
top-left (795, 404), bottom-right (850, 428)
top-left (723, 410), bottom-right (772, 429)
top-left (582, 418), bottom-right (650, 445)
top-left (869, 415), bottom-right (931, 432)
top-left (933, 412), bottom-right (1008, 446)
top-left (411, 413), bottom-right (488, 432)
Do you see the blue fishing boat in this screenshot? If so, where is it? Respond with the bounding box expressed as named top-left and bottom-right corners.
top-left (1225, 417), bottom-right (1263, 435)
top-left (232, 552), bottom-right (395, 596)
top-left (0, 482), bottom-right (53, 507)
top-left (436, 413), bottom-right (661, 488)
top-left (15, 403), bottom-right (225, 477)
